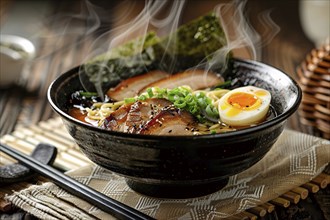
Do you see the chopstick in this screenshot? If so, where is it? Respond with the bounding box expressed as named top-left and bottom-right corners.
top-left (0, 143), bottom-right (154, 220)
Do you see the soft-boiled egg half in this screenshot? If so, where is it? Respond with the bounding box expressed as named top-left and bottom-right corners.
top-left (218, 86), bottom-right (271, 127)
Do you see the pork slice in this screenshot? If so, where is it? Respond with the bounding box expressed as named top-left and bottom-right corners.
top-left (107, 70), bottom-right (169, 101)
top-left (124, 98), bottom-right (172, 133)
top-left (139, 69), bottom-right (223, 94)
top-left (102, 104), bottom-right (132, 131)
top-left (139, 107), bottom-right (197, 136)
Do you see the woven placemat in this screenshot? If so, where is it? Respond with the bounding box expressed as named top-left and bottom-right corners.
top-left (1, 117), bottom-right (329, 219)
top-left (0, 117), bottom-right (92, 171)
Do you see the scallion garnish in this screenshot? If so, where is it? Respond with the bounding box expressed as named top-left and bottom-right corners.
top-left (124, 86), bottom-right (220, 122)
top-left (124, 97), bottom-right (136, 104)
top-left (79, 91), bottom-right (98, 98)
top-left (214, 80), bottom-right (232, 89)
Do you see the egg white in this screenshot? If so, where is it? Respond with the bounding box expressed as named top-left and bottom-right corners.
top-left (218, 86), bottom-right (271, 126)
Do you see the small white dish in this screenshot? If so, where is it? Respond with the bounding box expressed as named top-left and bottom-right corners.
top-left (0, 34), bottom-right (35, 88)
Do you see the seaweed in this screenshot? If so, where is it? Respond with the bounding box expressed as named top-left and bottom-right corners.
top-left (156, 12), bottom-right (228, 72)
top-left (81, 12), bottom-right (228, 92)
top-left (87, 32), bottom-right (160, 63)
top-left (81, 32), bottom-right (160, 91)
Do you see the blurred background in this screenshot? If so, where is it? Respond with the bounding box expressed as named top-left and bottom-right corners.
top-left (0, 0), bottom-right (329, 138)
top-left (0, 1), bottom-right (329, 219)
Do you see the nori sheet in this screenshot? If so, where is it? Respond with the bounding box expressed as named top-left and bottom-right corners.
top-left (81, 12), bottom-right (228, 92)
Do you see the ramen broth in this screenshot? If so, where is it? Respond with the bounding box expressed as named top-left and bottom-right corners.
top-left (68, 101), bottom-right (276, 135)
top-left (68, 76), bottom-right (276, 135)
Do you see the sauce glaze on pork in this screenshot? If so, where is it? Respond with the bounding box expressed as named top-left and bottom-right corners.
top-left (102, 98), bottom-right (197, 135)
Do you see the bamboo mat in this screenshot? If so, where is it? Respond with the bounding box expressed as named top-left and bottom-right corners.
top-left (0, 117), bottom-right (93, 213)
top-left (0, 117), bottom-right (92, 172)
top-left (0, 117), bottom-right (329, 219)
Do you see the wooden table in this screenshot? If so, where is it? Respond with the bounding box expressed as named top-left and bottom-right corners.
top-left (1, 0), bottom-right (328, 219)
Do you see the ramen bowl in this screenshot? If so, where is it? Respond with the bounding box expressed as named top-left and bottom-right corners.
top-left (48, 59), bottom-right (301, 198)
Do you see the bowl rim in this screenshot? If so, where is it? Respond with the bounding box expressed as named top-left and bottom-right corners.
top-left (47, 58), bottom-right (302, 141)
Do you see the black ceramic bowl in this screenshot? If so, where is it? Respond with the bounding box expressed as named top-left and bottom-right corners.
top-left (48, 59), bottom-right (301, 198)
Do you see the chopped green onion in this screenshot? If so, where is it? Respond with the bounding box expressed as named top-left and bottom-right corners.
top-left (79, 91), bottom-right (98, 98)
top-left (124, 86), bottom-right (220, 123)
top-left (124, 97), bottom-right (136, 104)
top-left (146, 88), bottom-right (154, 98)
top-left (138, 94), bottom-right (147, 101)
top-left (174, 98), bottom-right (186, 108)
top-left (205, 105), bottom-right (219, 118)
top-left (189, 105), bottom-right (199, 114)
top-left (214, 80), bottom-right (232, 89)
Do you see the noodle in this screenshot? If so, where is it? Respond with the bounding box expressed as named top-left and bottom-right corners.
top-left (85, 89), bottom-right (230, 125)
top-left (71, 87), bottom-right (239, 134)
top-left (86, 100), bottom-right (125, 122)
top-left (69, 83), bottom-right (274, 135)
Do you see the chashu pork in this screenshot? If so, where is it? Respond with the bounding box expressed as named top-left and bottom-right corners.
top-left (102, 98), bottom-right (197, 135)
top-left (139, 107), bottom-right (197, 135)
top-left (102, 104), bottom-right (132, 131)
top-left (124, 98), bottom-right (172, 133)
top-left (139, 69), bottom-right (223, 94)
top-left (102, 98), bottom-right (172, 132)
top-left (107, 70), bottom-right (169, 101)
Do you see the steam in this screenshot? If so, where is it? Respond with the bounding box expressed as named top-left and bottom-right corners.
top-left (216, 1), bottom-right (261, 61)
top-left (207, 1), bottom-right (279, 71)
top-left (205, 0), bottom-right (261, 74)
top-left (77, 0), bottom-right (280, 98)
top-left (83, 0), bottom-right (184, 57)
top-left (80, 0), bottom-right (187, 96)
top-left (256, 9), bottom-right (281, 47)
top-left (30, 0), bottom-right (102, 60)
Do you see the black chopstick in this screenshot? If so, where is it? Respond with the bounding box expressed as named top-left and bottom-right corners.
top-left (0, 143), bottom-right (154, 220)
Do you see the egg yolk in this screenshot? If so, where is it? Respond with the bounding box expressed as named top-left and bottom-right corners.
top-left (227, 92), bottom-right (259, 109)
